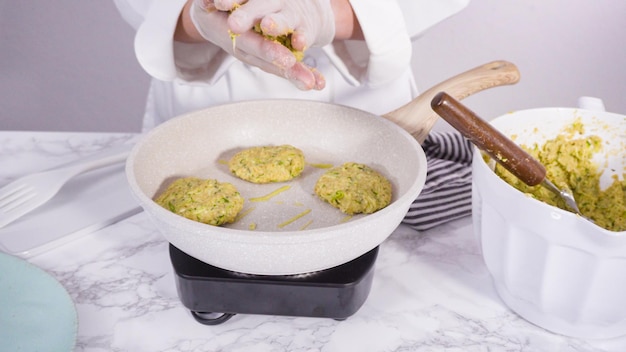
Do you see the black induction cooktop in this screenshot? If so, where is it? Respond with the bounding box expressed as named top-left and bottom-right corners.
top-left (169, 244), bottom-right (379, 325)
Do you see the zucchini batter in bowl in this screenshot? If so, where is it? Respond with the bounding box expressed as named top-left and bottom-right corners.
top-left (493, 121), bottom-right (626, 232)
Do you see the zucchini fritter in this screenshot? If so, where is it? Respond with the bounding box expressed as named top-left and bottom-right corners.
top-left (155, 177), bottom-right (244, 226)
top-left (314, 162), bottom-right (392, 215)
top-left (229, 145), bottom-right (305, 184)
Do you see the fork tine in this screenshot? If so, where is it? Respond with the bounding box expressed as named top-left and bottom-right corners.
top-left (0, 182), bottom-right (21, 198)
top-left (0, 182), bottom-right (29, 202)
top-left (0, 198), bottom-right (39, 227)
top-left (0, 185), bottom-right (36, 212)
top-left (0, 178), bottom-right (28, 196)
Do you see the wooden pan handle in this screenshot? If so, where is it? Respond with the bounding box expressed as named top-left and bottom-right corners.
top-left (430, 91), bottom-right (546, 186)
top-left (383, 60), bottom-right (521, 143)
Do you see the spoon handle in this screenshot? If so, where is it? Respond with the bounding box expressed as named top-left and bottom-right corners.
top-left (430, 91), bottom-right (546, 186)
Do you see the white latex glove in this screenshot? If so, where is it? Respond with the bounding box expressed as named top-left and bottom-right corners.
top-left (212, 0), bottom-right (245, 11)
top-left (190, 0), bottom-right (325, 90)
top-left (227, 0), bottom-right (336, 52)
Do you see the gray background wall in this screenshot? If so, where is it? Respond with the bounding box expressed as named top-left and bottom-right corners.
top-left (2, 0), bottom-right (625, 132)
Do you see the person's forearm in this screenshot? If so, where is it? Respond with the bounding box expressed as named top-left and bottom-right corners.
top-left (175, 0), bottom-right (205, 43)
top-left (332, 0), bottom-right (363, 40)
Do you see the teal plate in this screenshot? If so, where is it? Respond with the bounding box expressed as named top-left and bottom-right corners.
top-left (0, 252), bottom-right (77, 351)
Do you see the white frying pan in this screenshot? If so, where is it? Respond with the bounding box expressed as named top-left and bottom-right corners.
top-left (126, 61), bottom-right (520, 275)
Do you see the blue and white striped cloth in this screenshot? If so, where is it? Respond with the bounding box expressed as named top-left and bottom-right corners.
top-left (403, 131), bottom-right (474, 231)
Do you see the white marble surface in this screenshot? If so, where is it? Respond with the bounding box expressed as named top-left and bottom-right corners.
top-left (1, 131), bottom-right (625, 352)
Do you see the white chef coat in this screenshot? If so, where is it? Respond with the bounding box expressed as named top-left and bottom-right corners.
top-left (113, 0), bottom-right (470, 131)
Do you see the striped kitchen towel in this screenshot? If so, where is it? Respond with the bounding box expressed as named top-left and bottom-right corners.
top-left (403, 131), bottom-right (474, 231)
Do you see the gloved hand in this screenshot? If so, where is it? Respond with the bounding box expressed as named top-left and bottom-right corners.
top-left (227, 0), bottom-right (336, 52)
top-left (189, 0), bottom-right (325, 90)
top-left (212, 0), bottom-right (245, 11)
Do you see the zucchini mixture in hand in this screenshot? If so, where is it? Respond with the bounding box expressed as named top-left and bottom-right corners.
top-left (228, 11), bottom-right (304, 61)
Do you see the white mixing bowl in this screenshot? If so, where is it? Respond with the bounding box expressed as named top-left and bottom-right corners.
top-left (472, 107), bottom-right (626, 339)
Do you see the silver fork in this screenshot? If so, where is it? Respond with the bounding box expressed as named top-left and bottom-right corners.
top-left (0, 143), bottom-right (134, 228)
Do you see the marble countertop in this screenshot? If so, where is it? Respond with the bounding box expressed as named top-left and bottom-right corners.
top-left (1, 131), bottom-right (624, 352)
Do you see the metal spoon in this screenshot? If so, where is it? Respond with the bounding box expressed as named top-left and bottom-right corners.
top-left (430, 91), bottom-right (590, 221)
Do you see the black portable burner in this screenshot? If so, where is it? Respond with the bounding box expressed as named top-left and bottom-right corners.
top-left (169, 244), bottom-right (379, 325)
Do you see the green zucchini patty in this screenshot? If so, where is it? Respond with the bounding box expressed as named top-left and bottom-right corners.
top-left (314, 162), bottom-right (392, 215)
top-left (155, 177), bottom-right (244, 226)
top-left (229, 145), bottom-right (305, 183)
